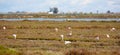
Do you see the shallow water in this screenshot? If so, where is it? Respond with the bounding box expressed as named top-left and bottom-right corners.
top-left (0, 18), bottom-right (120, 21)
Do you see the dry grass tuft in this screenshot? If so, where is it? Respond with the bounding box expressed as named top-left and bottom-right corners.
top-left (65, 49), bottom-right (95, 55)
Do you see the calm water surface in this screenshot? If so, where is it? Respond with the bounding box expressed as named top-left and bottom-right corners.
top-left (0, 18), bottom-right (120, 21)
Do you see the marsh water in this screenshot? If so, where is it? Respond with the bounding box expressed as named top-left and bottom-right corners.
top-left (0, 18), bottom-right (120, 21)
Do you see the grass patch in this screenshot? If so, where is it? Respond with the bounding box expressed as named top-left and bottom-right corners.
top-left (0, 45), bottom-right (21, 55)
top-left (65, 48), bottom-right (95, 55)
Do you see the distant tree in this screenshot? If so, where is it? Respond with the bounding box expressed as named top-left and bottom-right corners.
top-left (49, 8), bottom-right (53, 12)
top-left (16, 11), bottom-right (20, 13)
top-left (8, 12), bottom-right (14, 14)
top-left (79, 12), bottom-right (83, 14)
top-left (53, 7), bottom-right (58, 14)
top-left (73, 11), bottom-right (77, 15)
top-left (107, 10), bottom-right (111, 14)
top-left (84, 13), bottom-right (87, 15)
top-left (90, 12), bottom-right (93, 14)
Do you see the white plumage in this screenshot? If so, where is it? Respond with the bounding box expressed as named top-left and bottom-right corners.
top-left (106, 34), bottom-right (110, 38)
top-left (3, 26), bottom-right (6, 30)
top-left (69, 32), bottom-right (72, 36)
top-left (13, 34), bottom-right (16, 39)
top-left (65, 41), bottom-right (71, 44)
top-left (60, 34), bottom-right (72, 44)
top-left (55, 28), bottom-right (58, 32)
top-left (96, 36), bottom-right (99, 40)
top-left (68, 27), bottom-right (71, 30)
top-left (68, 31), bottom-right (72, 36)
top-left (60, 34), bottom-right (64, 41)
top-left (110, 28), bottom-right (116, 31)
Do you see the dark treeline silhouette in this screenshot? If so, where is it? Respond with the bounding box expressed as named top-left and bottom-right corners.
top-left (0, 10), bottom-right (120, 18)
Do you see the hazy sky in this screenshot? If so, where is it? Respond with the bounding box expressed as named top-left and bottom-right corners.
top-left (0, 0), bottom-right (120, 13)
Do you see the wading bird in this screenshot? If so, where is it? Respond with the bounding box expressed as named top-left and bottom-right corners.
top-left (68, 27), bottom-right (72, 30)
top-left (96, 36), bottom-right (99, 40)
top-left (13, 34), bottom-right (16, 39)
top-left (106, 34), bottom-right (110, 38)
top-left (60, 34), bottom-right (72, 44)
top-left (60, 34), bottom-right (64, 41)
top-left (110, 27), bottom-right (116, 31)
top-left (65, 41), bottom-right (71, 44)
top-left (3, 26), bottom-right (6, 30)
top-left (68, 31), bottom-right (72, 36)
top-left (55, 28), bottom-right (58, 32)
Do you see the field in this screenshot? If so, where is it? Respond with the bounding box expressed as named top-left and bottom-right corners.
top-left (0, 20), bottom-right (120, 55)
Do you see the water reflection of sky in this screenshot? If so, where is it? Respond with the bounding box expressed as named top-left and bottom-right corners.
top-left (0, 18), bottom-right (120, 22)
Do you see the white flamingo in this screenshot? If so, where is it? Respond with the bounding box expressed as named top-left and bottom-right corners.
top-left (65, 41), bottom-right (71, 44)
top-left (55, 28), bottom-right (58, 32)
top-left (60, 34), bottom-right (71, 44)
top-left (68, 31), bottom-right (72, 36)
top-left (60, 34), bottom-right (64, 41)
top-left (13, 34), bottom-right (16, 39)
top-left (3, 26), bottom-right (6, 30)
top-left (106, 34), bottom-right (110, 38)
top-left (110, 27), bottom-right (116, 31)
top-left (69, 32), bottom-right (72, 36)
top-left (96, 36), bottom-right (99, 40)
top-left (68, 27), bottom-right (72, 30)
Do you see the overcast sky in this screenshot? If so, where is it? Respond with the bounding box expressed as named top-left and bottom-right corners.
top-left (0, 0), bottom-right (120, 13)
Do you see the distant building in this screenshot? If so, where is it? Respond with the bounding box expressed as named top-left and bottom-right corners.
top-left (48, 12), bottom-right (53, 14)
top-left (48, 7), bottom-right (58, 14)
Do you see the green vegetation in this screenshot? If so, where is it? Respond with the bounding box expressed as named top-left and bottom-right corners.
top-left (0, 45), bottom-right (20, 55)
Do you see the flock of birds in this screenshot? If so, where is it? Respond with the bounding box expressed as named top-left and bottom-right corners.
top-left (2, 26), bottom-right (116, 45)
top-left (95, 27), bottom-right (116, 40)
top-left (3, 26), bottom-right (16, 39)
top-left (55, 27), bottom-right (73, 44)
top-left (54, 27), bottom-right (116, 44)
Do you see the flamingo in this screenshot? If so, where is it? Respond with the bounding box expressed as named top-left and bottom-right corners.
top-left (60, 34), bottom-right (64, 41)
top-left (13, 34), bottom-right (16, 39)
top-left (110, 27), bottom-right (116, 31)
top-left (68, 31), bottom-right (72, 36)
top-left (55, 28), bottom-right (58, 32)
top-left (3, 26), bottom-right (6, 30)
top-left (60, 34), bottom-right (72, 45)
top-left (96, 36), bottom-right (99, 40)
top-left (106, 34), bottom-right (110, 38)
top-left (65, 41), bottom-right (71, 44)
top-left (68, 27), bottom-right (72, 30)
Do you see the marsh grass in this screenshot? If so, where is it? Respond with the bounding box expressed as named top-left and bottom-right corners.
top-left (65, 48), bottom-right (95, 55)
top-left (0, 21), bottom-right (120, 55)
